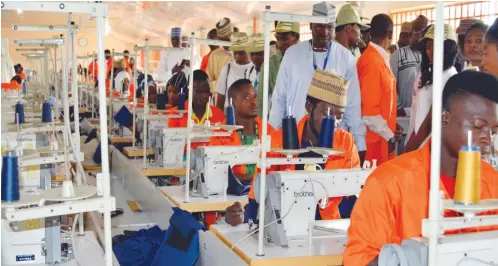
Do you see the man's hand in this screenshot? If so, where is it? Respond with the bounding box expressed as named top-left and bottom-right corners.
top-left (172, 63), bottom-right (183, 74)
top-left (395, 123), bottom-right (403, 142)
top-left (388, 141), bottom-right (397, 153)
top-left (225, 202), bottom-right (244, 226)
top-left (397, 109), bottom-right (406, 117)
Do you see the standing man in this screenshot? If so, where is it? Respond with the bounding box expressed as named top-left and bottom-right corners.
top-left (258, 21), bottom-right (300, 118)
top-left (215, 32), bottom-right (256, 110)
top-left (207, 18), bottom-right (234, 94)
top-left (357, 14), bottom-right (397, 165)
top-left (246, 33), bottom-right (264, 92)
top-left (397, 22), bottom-right (412, 49)
top-left (335, 3), bottom-right (370, 60)
top-left (269, 2), bottom-right (366, 162)
top-left (157, 27), bottom-right (188, 84)
top-left (123, 50), bottom-right (131, 74)
top-left (200, 29), bottom-right (218, 72)
top-left (390, 15), bottom-right (428, 116)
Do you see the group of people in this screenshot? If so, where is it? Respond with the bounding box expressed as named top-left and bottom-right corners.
top-left (151, 2), bottom-right (498, 266)
top-left (83, 2), bottom-right (498, 265)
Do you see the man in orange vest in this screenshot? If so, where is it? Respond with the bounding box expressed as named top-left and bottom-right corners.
top-left (167, 70), bottom-right (225, 128)
top-left (344, 71), bottom-right (498, 266)
top-left (357, 14), bottom-right (398, 166)
top-left (209, 78), bottom-right (273, 183)
top-left (200, 29), bottom-right (218, 73)
top-left (225, 70), bottom-right (360, 226)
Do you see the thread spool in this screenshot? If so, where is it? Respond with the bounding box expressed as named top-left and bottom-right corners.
top-left (177, 93), bottom-right (186, 110)
top-left (454, 131), bottom-right (481, 205)
top-left (42, 101), bottom-right (52, 123)
top-left (226, 98), bottom-right (236, 125)
top-left (2, 151), bottom-right (20, 202)
top-left (282, 106), bottom-right (299, 149)
top-left (156, 92), bottom-right (168, 110)
top-left (318, 107), bottom-right (335, 148)
top-left (15, 102), bottom-right (25, 124)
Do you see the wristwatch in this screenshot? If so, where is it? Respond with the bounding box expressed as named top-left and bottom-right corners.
top-left (388, 137), bottom-right (397, 144)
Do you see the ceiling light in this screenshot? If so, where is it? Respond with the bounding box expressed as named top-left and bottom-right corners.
top-left (17, 8), bottom-right (23, 14)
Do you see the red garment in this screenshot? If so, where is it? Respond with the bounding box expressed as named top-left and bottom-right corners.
top-left (441, 173), bottom-right (456, 198)
top-left (200, 51), bottom-right (213, 72)
top-left (88, 61), bottom-right (98, 81)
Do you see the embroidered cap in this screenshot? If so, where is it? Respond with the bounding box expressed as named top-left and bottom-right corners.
top-left (231, 32), bottom-right (249, 52)
top-left (246, 33), bottom-right (264, 53)
top-left (400, 22), bottom-right (412, 34)
top-left (216, 18), bottom-right (234, 39)
top-left (336, 3), bottom-right (370, 30)
top-left (420, 24), bottom-right (457, 43)
top-left (312, 2), bottom-right (336, 25)
top-left (308, 69), bottom-right (349, 110)
top-left (171, 27), bottom-right (182, 38)
top-left (273, 21), bottom-right (300, 34)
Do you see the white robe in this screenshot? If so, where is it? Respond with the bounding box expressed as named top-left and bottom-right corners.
top-left (157, 48), bottom-right (201, 84)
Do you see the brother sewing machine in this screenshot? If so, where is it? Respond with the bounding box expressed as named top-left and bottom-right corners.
top-left (254, 168), bottom-right (373, 248)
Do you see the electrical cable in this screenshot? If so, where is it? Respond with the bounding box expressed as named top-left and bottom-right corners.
top-left (71, 213), bottom-right (105, 266)
top-left (230, 178), bottom-right (322, 250)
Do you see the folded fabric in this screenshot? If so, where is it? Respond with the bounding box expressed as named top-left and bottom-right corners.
top-left (114, 106), bottom-right (133, 128)
top-left (363, 115), bottom-right (394, 141)
top-left (227, 165), bottom-right (252, 196)
top-left (113, 226), bottom-right (165, 266)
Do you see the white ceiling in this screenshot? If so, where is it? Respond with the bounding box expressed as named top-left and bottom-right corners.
top-left (1, 1), bottom-right (323, 46)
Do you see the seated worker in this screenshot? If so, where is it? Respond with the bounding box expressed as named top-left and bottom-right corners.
top-left (226, 70), bottom-right (361, 226)
top-left (209, 79), bottom-right (274, 183)
top-left (135, 73), bottom-right (157, 106)
top-left (168, 70), bottom-right (225, 127)
top-left (344, 71), bottom-right (498, 266)
top-left (113, 59), bottom-right (131, 96)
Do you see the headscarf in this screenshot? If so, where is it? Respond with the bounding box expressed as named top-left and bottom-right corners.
top-left (167, 71), bottom-right (188, 95)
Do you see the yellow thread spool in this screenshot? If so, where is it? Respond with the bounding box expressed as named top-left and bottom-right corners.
top-left (453, 146), bottom-right (481, 205)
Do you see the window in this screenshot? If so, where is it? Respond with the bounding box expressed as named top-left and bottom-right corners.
top-left (390, 1), bottom-right (498, 43)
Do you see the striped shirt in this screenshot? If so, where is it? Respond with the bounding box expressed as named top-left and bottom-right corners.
top-left (390, 46), bottom-right (422, 110)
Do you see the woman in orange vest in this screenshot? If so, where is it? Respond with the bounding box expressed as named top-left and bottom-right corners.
top-left (344, 71), bottom-right (498, 266)
top-left (225, 70), bottom-right (361, 226)
top-left (357, 14), bottom-right (398, 166)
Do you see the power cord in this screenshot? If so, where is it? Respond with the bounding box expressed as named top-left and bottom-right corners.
top-left (230, 178), bottom-right (322, 250)
top-left (71, 214), bottom-right (105, 266)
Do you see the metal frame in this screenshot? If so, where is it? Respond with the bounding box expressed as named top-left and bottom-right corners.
top-left (11, 24), bottom-right (78, 32)
top-left (255, 6), bottom-right (332, 256)
top-left (184, 34), bottom-right (232, 203)
top-left (2, 2), bottom-right (113, 265)
top-left (14, 38), bottom-right (65, 45)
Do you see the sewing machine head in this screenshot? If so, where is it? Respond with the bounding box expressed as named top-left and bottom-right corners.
top-left (191, 144), bottom-right (260, 198)
top-left (254, 168), bottom-right (372, 247)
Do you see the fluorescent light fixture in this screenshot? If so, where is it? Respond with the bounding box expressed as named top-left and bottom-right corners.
top-left (17, 8), bottom-right (22, 14)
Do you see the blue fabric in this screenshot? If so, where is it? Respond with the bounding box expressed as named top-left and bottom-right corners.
top-left (244, 198), bottom-right (259, 223)
top-left (151, 207), bottom-right (206, 266)
top-left (114, 106), bottom-right (134, 128)
top-left (227, 166), bottom-right (251, 196)
top-left (93, 143), bottom-right (102, 164)
top-left (113, 226), bottom-right (165, 266)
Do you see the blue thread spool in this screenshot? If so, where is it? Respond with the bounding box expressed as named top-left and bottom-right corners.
top-left (15, 102), bottom-right (25, 124)
top-left (318, 108), bottom-right (335, 148)
top-left (282, 106), bottom-right (299, 149)
top-left (2, 151), bottom-right (20, 202)
top-left (177, 92), bottom-right (186, 110)
top-left (156, 93), bottom-right (168, 110)
top-left (226, 98), bottom-right (236, 125)
top-left (42, 101), bottom-right (52, 123)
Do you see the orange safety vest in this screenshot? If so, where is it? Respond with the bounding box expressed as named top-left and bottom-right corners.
top-left (357, 44), bottom-right (397, 166)
top-left (344, 140), bottom-right (498, 266)
top-left (248, 115), bottom-right (361, 220)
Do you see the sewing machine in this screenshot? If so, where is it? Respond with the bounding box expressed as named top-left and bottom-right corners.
top-left (191, 144), bottom-right (261, 198)
top-left (255, 169), bottom-right (372, 248)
